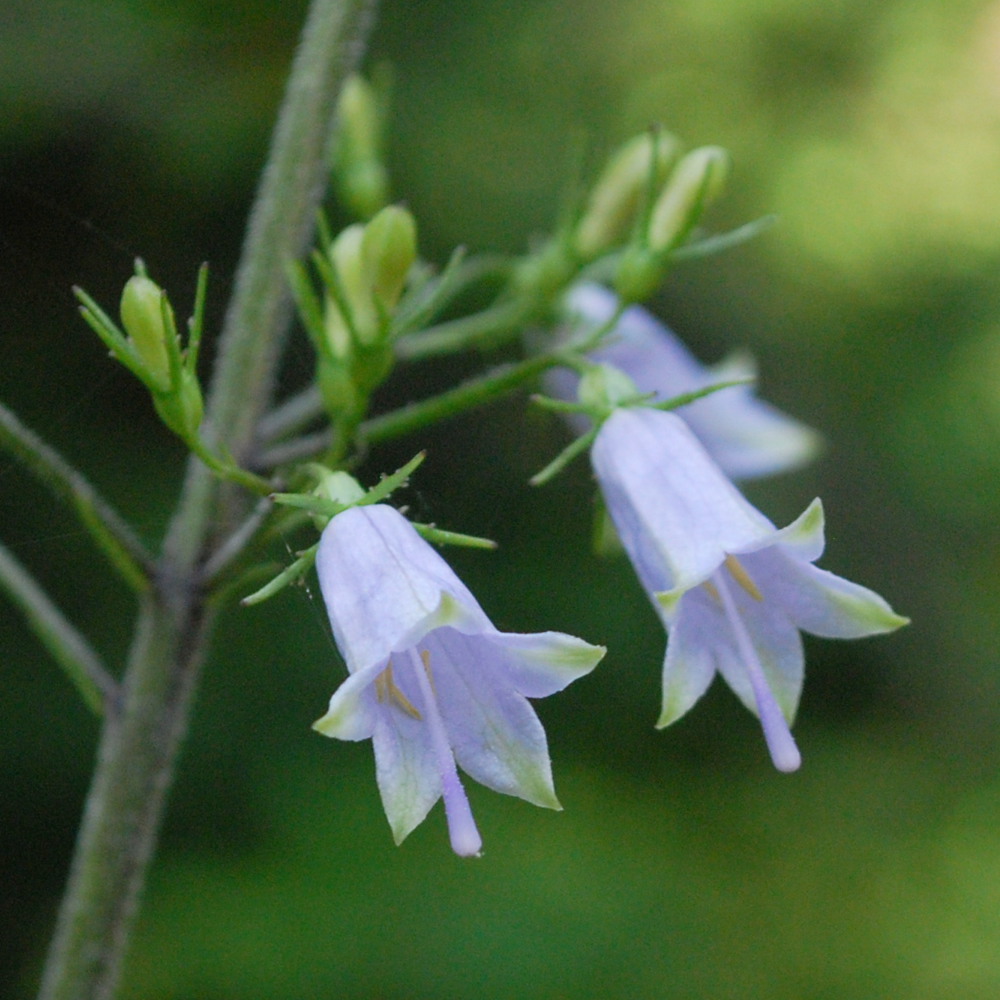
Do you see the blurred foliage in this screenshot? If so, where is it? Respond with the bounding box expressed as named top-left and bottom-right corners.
top-left (3, 0), bottom-right (1000, 997)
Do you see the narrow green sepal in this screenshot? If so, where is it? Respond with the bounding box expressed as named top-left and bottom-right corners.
top-left (287, 257), bottom-right (328, 350)
top-left (185, 262), bottom-right (209, 371)
top-left (240, 543), bottom-right (319, 606)
top-left (270, 492), bottom-right (347, 519)
top-left (529, 428), bottom-right (598, 487)
top-left (592, 501), bottom-right (623, 557)
top-left (390, 245), bottom-right (468, 339)
top-left (530, 394), bottom-right (594, 415)
top-left (271, 452), bottom-right (425, 521)
top-left (75, 287), bottom-right (153, 387)
top-left (412, 524), bottom-right (497, 550)
top-left (670, 214), bottom-right (778, 263)
top-left (358, 451), bottom-right (426, 506)
top-left (651, 377), bottom-right (755, 412)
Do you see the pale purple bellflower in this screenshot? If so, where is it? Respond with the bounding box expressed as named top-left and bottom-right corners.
top-left (590, 406), bottom-right (907, 771)
top-left (547, 283), bottom-right (820, 479)
top-left (313, 504), bottom-right (605, 855)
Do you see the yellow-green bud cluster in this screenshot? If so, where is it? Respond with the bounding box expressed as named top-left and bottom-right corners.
top-left (574, 131), bottom-right (680, 261)
top-left (317, 206), bottom-right (417, 427)
top-left (324, 204), bottom-right (417, 355)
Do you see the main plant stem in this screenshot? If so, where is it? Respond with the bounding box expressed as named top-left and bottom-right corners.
top-left (36, 2), bottom-right (378, 998)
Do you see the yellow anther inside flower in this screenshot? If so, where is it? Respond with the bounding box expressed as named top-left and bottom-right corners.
top-left (724, 554), bottom-right (763, 602)
top-left (375, 662), bottom-right (422, 720)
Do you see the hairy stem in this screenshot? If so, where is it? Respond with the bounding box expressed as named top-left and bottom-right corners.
top-left (37, 593), bottom-right (212, 1000)
top-left (36, 2), bottom-right (379, 998)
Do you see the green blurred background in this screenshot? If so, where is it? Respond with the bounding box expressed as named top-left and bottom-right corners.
top-left (3, 0), bottom-right (999, 997)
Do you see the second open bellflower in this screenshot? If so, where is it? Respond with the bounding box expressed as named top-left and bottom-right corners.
top-left (591, 406), bottom-right (907, 771)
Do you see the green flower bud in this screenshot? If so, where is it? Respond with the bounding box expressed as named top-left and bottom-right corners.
top-left (329, 224), bottom-right (379, 347)
top-left (575, 130), bottom-right (681, 260)
top-left (579, 363), bottom-right (641, 412)
top-left (333, 74), bottom-right (390, 218)
top-left (362, 205), bottom-right (417, 313)
top-left (120, 275), bottom-right (172, 390)
top-left (648, 145), bottom-right (731, 252)
top-left (314, 469), bottom-right (366, 507)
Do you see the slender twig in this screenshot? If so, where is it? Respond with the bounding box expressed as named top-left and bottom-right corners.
top-left (0, 400), bottom-right (153, 592)
top-left (253, 430), bottom-right (331, 471)
top-left (0, 540), bottom-right (118, 716)
top-left (200, 496), bottom-right (276, 585)
top-left (256, 384), bottom-right (325, 445)
top-left (394, 297), bottom-right (533, 360)
top-left (36, 4), bottom-right (379, 999)
top-left (360, 353), bottom-right (560, 444)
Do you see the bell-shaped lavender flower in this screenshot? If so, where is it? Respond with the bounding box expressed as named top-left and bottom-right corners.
top-left (313, 504), bottom-right (605, 855)
top-left (591, 406), bottom-right (907, 771)
top-left (548, 283), bottom-right (819, 479)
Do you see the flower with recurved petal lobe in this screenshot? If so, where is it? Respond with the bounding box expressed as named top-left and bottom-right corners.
top-left (313, 504), bottom-right (605, 855)
top-left (591, 406), bottom-right (907, 770)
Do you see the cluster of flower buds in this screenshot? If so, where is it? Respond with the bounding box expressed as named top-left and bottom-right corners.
top-left (573, 130), bottom-right (681, 262)
top-left (290, 204), bottom-right (417, 437)
top-left (76, 263), bottom-right (206, 443)
top-left (611, 142), bottom-right (731, 304)
top-left (76, 264), bottom-right (273, 494)
top-left (509, 128), bottom-right (739, 317)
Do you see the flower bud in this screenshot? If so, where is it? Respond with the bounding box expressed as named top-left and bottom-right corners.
top-left (648, 145), bottom-right (731, 252)
top-left (578, 363), bottom-right (640, 412)
top-left (333, 75), bottom-right (390, 218)
top-left (575, 131), bottom-right (681, 260)
top-left (362, 205), bottom-right (417, 313)
top-left (328, 224), bottom-right (378, 347)
top-left (314, 470), bottom-right (366, 507)
top-left (120, 275), bottom-right (172, 390)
